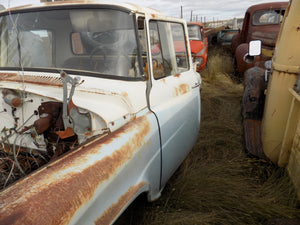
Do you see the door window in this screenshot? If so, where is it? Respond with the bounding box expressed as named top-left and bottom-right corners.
top-left (149, 21), bottom-right (188, 79)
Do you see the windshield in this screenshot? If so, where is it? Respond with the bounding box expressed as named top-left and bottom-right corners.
top-left (0, 8), bottom-right (142, 78)
top-left (252, 9), bottom-right (285, 26)
top-left (187, 25), bottom-right (202, 41)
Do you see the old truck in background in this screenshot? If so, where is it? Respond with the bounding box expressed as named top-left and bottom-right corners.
top-left (0, 1), bottom-right (201, 224)
top-left (187, 22), bottom-right (208, 72)
top-left (232, 1), bottom-right (288, 74)
top-left (242, 0), bottom-right (300, 197)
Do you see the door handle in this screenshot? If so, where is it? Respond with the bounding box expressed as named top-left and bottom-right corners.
top-left (192, 82), bottom-right (200, 89)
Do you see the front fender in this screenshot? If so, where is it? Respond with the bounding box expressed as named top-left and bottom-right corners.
top-left (0, 113), bottom-right (161, 225)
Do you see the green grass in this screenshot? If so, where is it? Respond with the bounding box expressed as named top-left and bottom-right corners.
top-left (115, 48), bottom-right (300, 225)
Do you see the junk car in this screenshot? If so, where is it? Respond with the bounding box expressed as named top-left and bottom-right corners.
top-left (231, 1), bottom-right (288, 74)
top-left (242, 0), bottom-right (300, 198)
top-left (186, 22), bottom-right (208, 72)
top-left (0, 1), bottom-right (201, 225)
top-left (217, 28), bottom-right (239, 47)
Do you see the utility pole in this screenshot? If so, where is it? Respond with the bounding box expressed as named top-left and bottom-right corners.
top-left (181, 6), bottom-right (183, 19)
top-left (190, 10), bottom-right (193, 22)
top-left (180, 0), bottom-right (183, 19)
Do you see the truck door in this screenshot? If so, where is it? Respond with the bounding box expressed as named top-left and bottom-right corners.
top-left (147, 20), bottom-right (201, 189)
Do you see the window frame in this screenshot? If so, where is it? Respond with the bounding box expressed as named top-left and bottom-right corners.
top-left (148, 19), bottom-right (190, 80)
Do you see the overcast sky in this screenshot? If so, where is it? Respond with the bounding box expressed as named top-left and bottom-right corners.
top-left (0, 0), bottom-right (287, 21)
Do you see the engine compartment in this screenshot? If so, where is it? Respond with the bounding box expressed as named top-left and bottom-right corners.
top-left (0, 73), bottom-right (108, 190)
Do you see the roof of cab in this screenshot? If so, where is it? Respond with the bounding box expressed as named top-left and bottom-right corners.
top-left (187, 22), bottom-right (204, 27)
top-left (246, 1), bottom-right (288, 14)
top-left (1, 0), bottom-right (184, 22)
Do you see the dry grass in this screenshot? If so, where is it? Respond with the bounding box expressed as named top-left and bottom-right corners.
top-left (115, 47), bottom-right (300, 225)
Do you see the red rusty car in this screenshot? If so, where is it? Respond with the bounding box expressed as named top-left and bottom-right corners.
top-left (187, 22), bottom-right (208, 72)
top-left (231, 1), bottom-right (288, 74)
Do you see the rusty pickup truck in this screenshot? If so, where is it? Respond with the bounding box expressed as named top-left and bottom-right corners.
top-left (231, 1), bottom-right (288, 74)
top-left (0, 2), bottom-right (201, 225)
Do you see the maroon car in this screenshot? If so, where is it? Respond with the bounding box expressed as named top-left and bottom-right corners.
top-left (232, 2), bottom-right (288, 74)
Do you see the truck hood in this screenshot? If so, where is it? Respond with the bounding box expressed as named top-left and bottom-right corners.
top-left (0, 72), bottom-right (146, 129)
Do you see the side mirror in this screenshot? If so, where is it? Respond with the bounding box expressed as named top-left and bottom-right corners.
top-left (249, 40), bottom-right (261, 56)
top-left (244, 40), bottom-right (261, 64)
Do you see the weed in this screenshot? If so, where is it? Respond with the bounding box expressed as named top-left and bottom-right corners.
top-left (115, 48), bottom-right (300, 225)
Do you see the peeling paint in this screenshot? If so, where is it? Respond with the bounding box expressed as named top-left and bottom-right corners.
top-left (179, 84), bottom-right (190, 95)
top-left (95, 182), bottom-right (147, 225)
top-left (0, 116), bottom-right (150, 225)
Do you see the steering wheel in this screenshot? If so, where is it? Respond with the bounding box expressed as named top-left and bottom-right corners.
top-left (90, 45), bottom-right (132, 76)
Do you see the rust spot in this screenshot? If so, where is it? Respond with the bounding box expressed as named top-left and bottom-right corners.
top-left (174, 87), bottom-right (179, 97)
top-left (95, 182), bottom-right (147, 225)
top-left (179, 84), bottom-right (190, 95)
top-left (174, 73), bottom-right (181, 78)
top-left (151, 14), bottom-right (156, 18)
top-left (56, 126), bottom-right (74, 139)
top-left (67, 98), bottom-right (77, 114)
top-left (162, 79), bottom-right (166, 84)
top-left (130, 114), bottom-right (136, 121)
top-left (174, 84), bottom-right (190, 97)
top-left (84, 131), bottom-right (92, 136)
top-left (0, 116), bottom-right (150, 225)
top-left (243, 119), bottom-right (265, 159)
top-left (122, 92), bottom-right (128, 98)
top-left (11, 97), bottom-right (21, 108)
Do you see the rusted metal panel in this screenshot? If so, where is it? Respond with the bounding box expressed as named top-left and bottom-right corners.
top-left (242, 66), bottom-right (266, 119)
top-left (94, 182), bottom-right (147, 225)
top-left (243, 119), bottom-right (266, 159)
top-left (242, 66), bottom-right (266, 158)
top-left (0, 116), bottom-right (151, 225)
top-left (251, 31), bottom-right (278, 47)
top-left (0, 73), bottom-right (63, 87)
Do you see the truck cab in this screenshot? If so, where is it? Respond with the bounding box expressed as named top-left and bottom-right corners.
top-left (0, 2), bottom-right (201, 224)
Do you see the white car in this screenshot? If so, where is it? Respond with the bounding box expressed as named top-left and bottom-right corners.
top-left (0, 1), bottom-right (201, 224)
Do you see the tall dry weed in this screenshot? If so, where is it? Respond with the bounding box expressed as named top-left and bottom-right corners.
top-left (201, 47), bottom-right (235, 82)
top-left (115, 48), bottom-right (300, 225)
